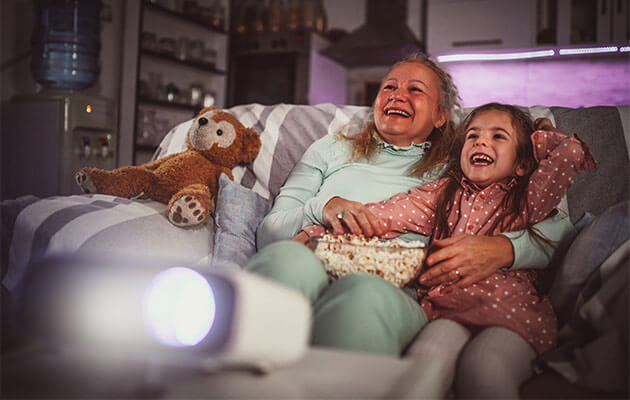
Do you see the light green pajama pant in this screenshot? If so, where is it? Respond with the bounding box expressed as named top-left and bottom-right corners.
top-left (244, 240), bottom-right (428, 356)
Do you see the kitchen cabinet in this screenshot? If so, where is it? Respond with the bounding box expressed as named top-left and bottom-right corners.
top-left (426, 0), bottom-right (537, 53)
top-left (556, 0), bottom-right (629, 45)
top-left (118, 0), bottom-right (230, 166)
top-left (426, 0), bottom-right (628, 54)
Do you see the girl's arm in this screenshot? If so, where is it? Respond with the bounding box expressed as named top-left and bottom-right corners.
top-left (525, 130), bottom-right (596, 225)
top-left (364, 179), bottom-right (447, 238)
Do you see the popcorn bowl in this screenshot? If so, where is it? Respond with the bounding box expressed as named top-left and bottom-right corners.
top-left (310, 234), bottom-right (427, 287)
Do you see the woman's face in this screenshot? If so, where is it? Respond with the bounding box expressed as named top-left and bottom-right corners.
top-left (373, 62), bottom-right (447, 147)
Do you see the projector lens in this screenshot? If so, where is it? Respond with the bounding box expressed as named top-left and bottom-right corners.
top-left (143, 267), bottom-right (216, 347)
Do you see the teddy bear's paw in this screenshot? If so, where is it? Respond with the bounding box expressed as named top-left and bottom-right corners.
top-left (75, 170), bottom-right (96, 194)
top-left (168, 195), bottom-right (208, 227)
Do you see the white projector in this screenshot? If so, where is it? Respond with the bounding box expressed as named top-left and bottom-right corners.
top-left (16, 256), bottom-right (312, 370)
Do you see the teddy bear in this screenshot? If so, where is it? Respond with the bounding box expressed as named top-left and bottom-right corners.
top-left (75, 106), bottom-right (261, 228)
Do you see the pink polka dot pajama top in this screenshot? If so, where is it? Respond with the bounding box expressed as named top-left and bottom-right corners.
top-left (305, 130), bottom-right (596, 355)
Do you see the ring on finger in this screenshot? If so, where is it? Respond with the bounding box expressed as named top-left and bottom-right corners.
top-left (337, 211), bottom-right (345, 220)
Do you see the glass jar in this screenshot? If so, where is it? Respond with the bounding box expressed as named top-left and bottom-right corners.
top-left (158, 37), bottom-right (176, 56)
top-left (201, 48), bottom-right (217, 67)
top-left (210, 0), bottom-right (226, 30)
top-left (202, 90), bottom-right (216, 108)
top-left (286, 0), bottom-right (302, 31)
top-left (141, 31), bottom-right (158, 51)
top-left (176, 37), bottom-right (189, 60)
top-left (137, 109), bottom-right (158, 146)
top-left (267, 0), bottom-right (284, 32)
top-left (313, 0), bottom-right (327, 33)
top-left (187, 40), bottom-right (204, 62)
top-left (189, 83), bottom-right (204, 106)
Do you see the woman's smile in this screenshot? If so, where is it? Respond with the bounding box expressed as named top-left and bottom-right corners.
top-left (373, 62), bottom-right (446, 147)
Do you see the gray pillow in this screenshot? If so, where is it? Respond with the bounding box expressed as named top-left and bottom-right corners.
top-left (211, 174), bottom-right (271, 270)
top-left (549, 200), bottom-right (630, 324)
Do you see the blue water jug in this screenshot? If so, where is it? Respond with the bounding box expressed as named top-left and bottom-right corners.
top-left (31, 0), bottom-right (102, 90)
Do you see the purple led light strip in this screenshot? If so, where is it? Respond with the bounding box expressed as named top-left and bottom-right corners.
top-left (437, 45), bottom-right (629, 63)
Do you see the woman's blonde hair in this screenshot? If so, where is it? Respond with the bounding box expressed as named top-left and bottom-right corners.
top-left (342, 53), bottom-right (461, 178)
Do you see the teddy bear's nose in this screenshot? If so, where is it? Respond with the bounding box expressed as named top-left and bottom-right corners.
top-left (198, 117), bottom-right (208, 126)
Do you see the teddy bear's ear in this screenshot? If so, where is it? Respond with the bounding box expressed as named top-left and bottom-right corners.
top-left (241, 127), bottom-right (261, 162)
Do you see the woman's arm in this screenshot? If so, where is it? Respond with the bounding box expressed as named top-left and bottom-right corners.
top-left (503, 210), bottom-right (577, 270)
top-left (419, 210), bottom-right (577, 288)
top-left (256, 144), bottom-right (326, 249)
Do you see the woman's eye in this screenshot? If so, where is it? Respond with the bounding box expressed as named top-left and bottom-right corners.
top-left (410, 87), bottom-right (423, 93)
top-left (382, 84), bottom-right (395, 91)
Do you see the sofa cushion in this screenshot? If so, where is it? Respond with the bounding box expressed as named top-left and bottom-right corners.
top-left (551, 106), bottom-right (629, 222)
top-left (211, 174), bottom-right (270, 270)
top-left (1, 194), bottom-right (215, 293)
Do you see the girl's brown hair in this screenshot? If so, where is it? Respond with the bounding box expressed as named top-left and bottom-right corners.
top-left (433, 103), bottom-right (544, 241)
top-left (341, 53), bottom-right (461, 178)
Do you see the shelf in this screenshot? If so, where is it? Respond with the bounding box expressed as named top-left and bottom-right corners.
top-left (135, 144), bottom-right (158, 152)
top-left (138, 96), bottom-right (202, 113)
top-left (141, 49), bottom-right (226, 75)
top-left (143, 2), bottom-right (228, 35)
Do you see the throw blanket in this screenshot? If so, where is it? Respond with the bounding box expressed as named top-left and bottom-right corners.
top-left (536, 201), bottom-right (629, 395)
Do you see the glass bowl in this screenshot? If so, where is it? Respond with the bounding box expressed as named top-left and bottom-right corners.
top-left (310, 234), bottom-right (426, 287)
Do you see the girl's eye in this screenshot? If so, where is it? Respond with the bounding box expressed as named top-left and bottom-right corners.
top-left (494, 133), bottom-right (506, 140)
top-left (466, 133), bottom-right (478, 140)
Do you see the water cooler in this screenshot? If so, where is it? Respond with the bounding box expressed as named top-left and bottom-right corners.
top-left (1, 0), bottom-right (119, 199)
top-left (3, 92), bottom-right (117, 199)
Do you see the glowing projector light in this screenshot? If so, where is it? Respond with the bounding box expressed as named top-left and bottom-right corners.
top-left (16, 256), bottom-right (312, 369)
top-left (142, 267), bottom-right (216, 347)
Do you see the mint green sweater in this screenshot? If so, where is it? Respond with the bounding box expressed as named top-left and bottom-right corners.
top-left (257, 134), bottom-right (576, 269)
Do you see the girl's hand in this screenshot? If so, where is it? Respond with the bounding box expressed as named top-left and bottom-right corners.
top-left (322, 196), bottom-right (388, 237)
top-left (534, 117), bottom-right (568, 134)
top-left (418, 235), bottom-right (514, 290)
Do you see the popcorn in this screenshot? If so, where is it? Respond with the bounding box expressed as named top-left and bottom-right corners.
top-left (312, 234), bottom-right (426, 287)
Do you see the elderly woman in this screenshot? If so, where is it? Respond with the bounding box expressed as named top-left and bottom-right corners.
top-left (246, 54), bottom-right (574, 357)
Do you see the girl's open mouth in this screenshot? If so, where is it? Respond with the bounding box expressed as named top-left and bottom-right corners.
top-left (470, 153), bottom-right (494, 166)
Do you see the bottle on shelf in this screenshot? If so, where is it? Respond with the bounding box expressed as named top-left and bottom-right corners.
top-left (286, 0), bottom-right (302, 31)
top-left (210, 0), bottom-right (226, 30)
top-left (267, 0), bottom-right (284, 32)
top-left (312, 0), bottom-right (327, 33)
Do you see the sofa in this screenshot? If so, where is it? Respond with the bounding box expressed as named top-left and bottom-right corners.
top-left (2, 103), bottom-right (628, 398)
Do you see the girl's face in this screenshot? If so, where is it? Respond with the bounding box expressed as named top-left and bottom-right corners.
top-left (373, 62), bottom-right (446, 147)
top-left (460, 110), bottom-right (528, 188)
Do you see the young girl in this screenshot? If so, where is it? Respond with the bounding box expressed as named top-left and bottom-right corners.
top-left (304, 103), bottom-right (596, 397)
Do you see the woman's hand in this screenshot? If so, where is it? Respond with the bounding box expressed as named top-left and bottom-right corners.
top-left (418, 235), bottom-right (514, 290)
top-left (292, 231), bottom-right (310, 245)
top-left (322, 196), bottom-right (388, 237)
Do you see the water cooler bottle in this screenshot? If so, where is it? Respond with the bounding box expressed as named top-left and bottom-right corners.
top-left (2, 92), bottom-right (117, 199)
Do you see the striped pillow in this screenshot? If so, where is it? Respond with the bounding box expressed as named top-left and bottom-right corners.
top-left (153, 103), bottom-right (372, 200)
